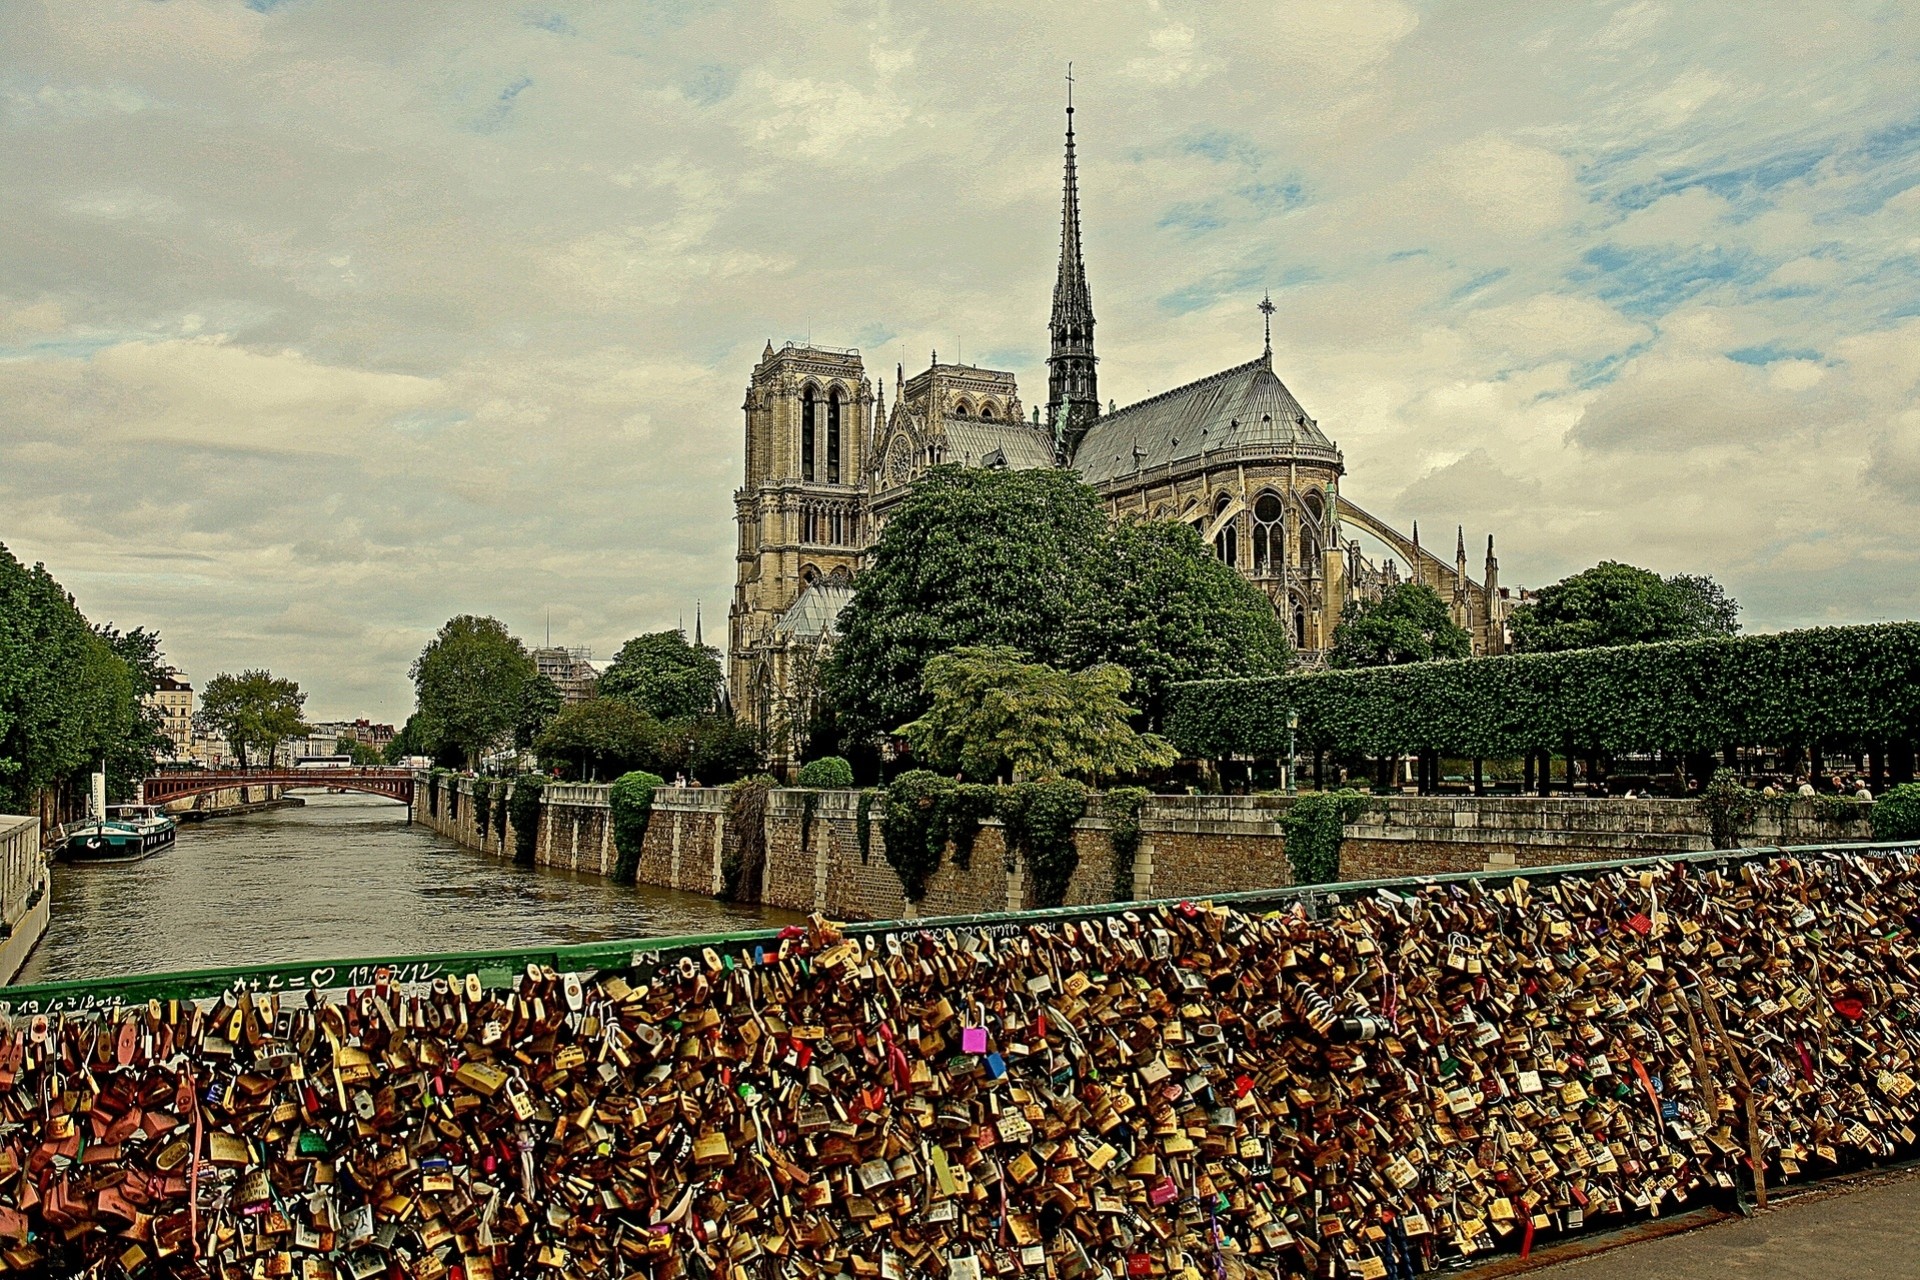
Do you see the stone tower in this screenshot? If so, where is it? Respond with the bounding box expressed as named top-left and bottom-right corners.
top-left (1046, 92), bottom-right (1098, 457)
top-left (729, 342), bottom-right (872, 746)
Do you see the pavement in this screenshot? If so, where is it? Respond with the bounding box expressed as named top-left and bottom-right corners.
top-left (1516, 1167), bottom-right (1920, 1279)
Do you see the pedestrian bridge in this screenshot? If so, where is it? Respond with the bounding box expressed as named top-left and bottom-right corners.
top-left (140, 766), bottom-right (414, 808)
top-left (4, 840), bottom-right (1917, 1278)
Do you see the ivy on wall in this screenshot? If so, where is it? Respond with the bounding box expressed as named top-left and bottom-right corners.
top-left (473, 780), bottom-right (492, 837)
top-left (880, 771), bottom-right (953, 903)
top-left (1169, 622), bottom-right (1920, 760)
top-left (856, 790), bottom-right (876, 864)
top-left (720, 776), bottom-right (776, 903)
top-left (508, 775), bottom-right (545, 865)
top-left (999, 780), bottom-right (1089, 910)
top-left (609, 771), bottom-right (664, 885)
top-left (1278, 790), bottom-right (1373, 886)
top-left (493, 779), bottom-right (509, 842)
top-left (1103, 786), bottom-right (1148, 903)
top-left (945, 784), bottom-right (999, 871)
top-left (1877, 785), bottom-right (1920, 842)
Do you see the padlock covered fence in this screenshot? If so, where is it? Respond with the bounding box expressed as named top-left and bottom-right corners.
top-left (7, 840), bottom-right (1920, 1277)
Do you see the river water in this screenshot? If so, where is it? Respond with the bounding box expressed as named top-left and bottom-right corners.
top-left (18, 792), bottom-right (798, 986)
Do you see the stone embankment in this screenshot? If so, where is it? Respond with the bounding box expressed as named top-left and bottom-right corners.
top-left (161, 784), bottom-right (296, 820)
top-left (414, 777), bottom-right (1875, 917)
top-left (0, 813), bottom-right (47, 984)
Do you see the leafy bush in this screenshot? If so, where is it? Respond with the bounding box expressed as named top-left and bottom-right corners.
top-left (508, 775), bottom-right (546, 865)
top-left (795, 756), bottom-right (855, 788)
top-left (999, 779), bottom-right (1089, 909)
top-left (608, 770), bottom-right (665, 885)
top-left (473, 781), bottom-right (492, 837)
top-left (1279, 790), bottom-right (1372, 886)
top-left (1702, 769), bottom-right (1760, 850)
top-left (881, 770), bottom-right (954, 902)
top-left (720, 776), bottom-right (776, 902)
top-left (1170, 622), bottom-right (1920, 761)
top-left (1104, 786), bottom-right (1149, 902)
top-left (1875, 783), bottom-right (1920, 843)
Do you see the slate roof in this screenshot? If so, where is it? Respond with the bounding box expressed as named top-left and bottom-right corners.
top-left (1068, 354), bottom-right (1337, 486)
top-left (772, 583), bottom-right (853, 640)
top-left (942, 418), bottom-right (1058, 471)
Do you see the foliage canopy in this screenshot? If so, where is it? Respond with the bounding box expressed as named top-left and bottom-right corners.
top-left (196, 670), bottom-right (308, 768)
top-left (534, 699), bottom-right (660, 781)
top-left (1328, 582), bottom-right (1471, 668)
top-left (1509, 561), bottom-right (1740, 653)
top-left (824, 467), bottom-right (1288, 745)
top-left (410, 616), bottom-right (542, 767)
top-left (1169, 622), bottom-right (1920, 761)
top-left (897, 646), bottom-right (1176, 784)
top-left (598, 631), bottom-right (724, 722)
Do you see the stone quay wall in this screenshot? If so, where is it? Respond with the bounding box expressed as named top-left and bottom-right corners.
top-left (412, 776), bottom-right (1878, 917)
top-left (0, 814), bottom-right (47, 985)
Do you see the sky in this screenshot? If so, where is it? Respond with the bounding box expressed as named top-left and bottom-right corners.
top-left (2, 0), bottom-right (1917, 723)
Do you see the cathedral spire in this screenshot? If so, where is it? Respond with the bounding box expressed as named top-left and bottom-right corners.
top-left (1047, 64), bottom-right (1098, 460)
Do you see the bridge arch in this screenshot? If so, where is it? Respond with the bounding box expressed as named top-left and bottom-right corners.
top-left (141, 770), bottom-right (415, 809)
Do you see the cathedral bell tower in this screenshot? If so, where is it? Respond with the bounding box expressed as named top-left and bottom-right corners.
top-left (1047, 77), bottom-right (1098, 459)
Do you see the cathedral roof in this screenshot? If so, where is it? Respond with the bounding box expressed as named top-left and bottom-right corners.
top-left (1067, 353), bottom-right (1338, 487)
top-left (773, 582), bottom-right (853, 640)
top-left (943, 418), bottom-right (1058, 471)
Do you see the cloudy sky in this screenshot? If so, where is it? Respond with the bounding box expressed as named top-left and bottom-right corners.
top-left (3, 0), bottom-right (1916, 721)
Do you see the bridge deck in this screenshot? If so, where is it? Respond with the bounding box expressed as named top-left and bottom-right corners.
top-left (1517, 1166), bottom-right (1920, 1280)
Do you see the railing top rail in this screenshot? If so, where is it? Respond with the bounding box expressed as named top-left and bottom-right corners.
top-left (6, 840), bottom-right (1913, 1014)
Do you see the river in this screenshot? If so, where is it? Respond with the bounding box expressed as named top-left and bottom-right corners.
top-left (18, 791), bottom-right (798, 986)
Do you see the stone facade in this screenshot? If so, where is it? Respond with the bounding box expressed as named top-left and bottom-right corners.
top-left (729, 105), bottom-right (1512, 763)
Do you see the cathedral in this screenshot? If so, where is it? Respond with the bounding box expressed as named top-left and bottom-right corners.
top-left (729, 100), bottom-right (1509, 763)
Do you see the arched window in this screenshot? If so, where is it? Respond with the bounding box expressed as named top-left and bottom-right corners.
top-left (1212, 493), bottom-right (1237, 568)
top-left (1252, 492), bottom-right (1284, 576)
top-left (980, 403), bottom-right (996, 420)
top-left (801, 386), bottom-right (817, 482)
top-left (827, 387), bottom-right (844, 483)
top-left (1294, 605), bottom-right (1308, 648)
top-left (953, 400), bottom-right (971, 417)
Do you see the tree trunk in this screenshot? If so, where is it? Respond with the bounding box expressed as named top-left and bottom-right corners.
top-left (1473, 757), bottom-right (1485, 796)
top-left (1523, 753), bottom-right (1535, 795)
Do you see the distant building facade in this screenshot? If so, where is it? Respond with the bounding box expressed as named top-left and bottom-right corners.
top-left (533, 647), bottom-right (599, 705)
top-left (146, 671), bottom-right (194, 761)
top-left (731, 102), bottom-right (1511, 763)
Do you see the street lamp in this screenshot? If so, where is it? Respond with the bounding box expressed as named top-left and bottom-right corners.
top-left (1287, 708), bottom-right (1300, 794)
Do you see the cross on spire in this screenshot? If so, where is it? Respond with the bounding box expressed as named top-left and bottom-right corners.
top-left (1259, 292), bottom-right (1276, 358)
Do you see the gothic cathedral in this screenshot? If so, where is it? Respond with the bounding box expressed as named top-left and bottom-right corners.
top-left (730, 100), bottom-right (1509, 764)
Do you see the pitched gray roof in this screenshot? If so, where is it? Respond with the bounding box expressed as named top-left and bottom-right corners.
top-left (1067, 354), bottom-right (1338, 486)
top-left (942, 418), bottom-right (1058, 471)
top-left (773, 583), bottom-right (853, 639)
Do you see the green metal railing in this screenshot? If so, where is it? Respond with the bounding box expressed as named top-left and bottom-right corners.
top-left (4, 839), bottom-right (1911, 1015)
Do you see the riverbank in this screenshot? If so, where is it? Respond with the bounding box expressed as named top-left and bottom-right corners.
top-left (175, 794), bottom-right (304, 821)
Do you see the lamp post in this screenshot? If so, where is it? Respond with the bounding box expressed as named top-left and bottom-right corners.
top-left (1287, 708), bottom-right (1300, 794)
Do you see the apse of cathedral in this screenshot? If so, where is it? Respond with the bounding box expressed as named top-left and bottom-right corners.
top-left (729, 98), bottom-right (1508, 762)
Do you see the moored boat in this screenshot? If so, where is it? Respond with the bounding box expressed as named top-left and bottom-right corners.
top-left (58, 805), bottom-right (177, 863)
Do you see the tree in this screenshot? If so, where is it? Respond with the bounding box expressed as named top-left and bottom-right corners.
top-left (517, 674), bottom-right (562, 749)
top-left (825, 467), bottom-right (1113, 746)
top-left (897, 646), bottom-right (1177, 784)
top-left (0, 544), bottom-right (144, 812)
top-left (534, 699), bottom-right (661, 781)
top-left (385, 710), bottom-right (445, 764)
top-left (409, 615), bottom-right (540, 767)
top-left (597, 631), bottom-right (724, 721)
top-left (337, 738), bottom-right (385, 766)
top-left (663, 714), bottom-right (762, 784)
top-left (195, 670), bottom-right (309, 767)
top-left (1328, 582), bottom-right (1472, 668)
top-left (1509, 561), bottom-right (1742, 653)
top-left (826, 466), bottom-right (1286, 747)
top-left (1073, 519), bottom-right (1291, 727)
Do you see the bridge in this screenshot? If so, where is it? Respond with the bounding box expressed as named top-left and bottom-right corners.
top-left (140, 766), bottom-right (414, 808)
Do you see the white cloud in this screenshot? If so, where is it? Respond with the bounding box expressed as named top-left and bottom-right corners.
top-left (2, 0), bottom-right (1917, 715)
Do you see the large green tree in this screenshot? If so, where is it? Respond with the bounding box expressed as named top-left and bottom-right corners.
top-left (409, 616), bottom-right (540, 767)
top-left (534, 699), bottom-right (660, 781)
top-left (825, 467), bottom-right (1112, 745)
top-left (1072, 520), bottom-right (1291, 728)
top-left (897, 646), bottom-right (1177, 784)
top-left (94, 624), bottom-right (175, 798)
top-left (195, 670), bottom-right (309, 767)
top-left (1328, 582), bottom-right (1472, 668)
top-left (824, 466), bottom-right (1287, 746)
top-left (1509, 561), bottom-right (1741, 652)
top-left (2, 545), bottom-right (154, 811)
top-left (597, 630), bottom-right (724, 721)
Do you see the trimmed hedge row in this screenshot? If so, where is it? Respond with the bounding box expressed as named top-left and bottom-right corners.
top-left (1168, 622), bottom-right (1920, 758)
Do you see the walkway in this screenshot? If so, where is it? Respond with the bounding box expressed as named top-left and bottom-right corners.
top-left (1514, 1168), bottom-right (1920, 1280)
